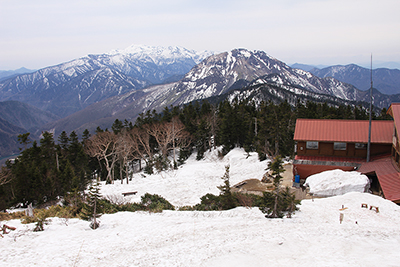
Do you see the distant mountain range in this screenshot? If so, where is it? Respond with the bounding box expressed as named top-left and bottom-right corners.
top-left (290, 63), bottom-right (327, 72)
top-left (308, 64), bottom-right (400, 95)
top-left (1, 45), bottom-right (400, 159)
top-left (291, 63), bottom-right (400, 95)
top-left (0, 67), bottom-right (36, 81)
top-left (40, 48), bottom-right (400, 136)
top-left (0, 45), bottom-right (213, 118)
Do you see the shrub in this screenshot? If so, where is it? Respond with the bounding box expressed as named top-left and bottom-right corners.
top-left (259, 187), bottom-right (300, 218)
top-left (119, 202), bottom-right (145, 212)
top-left (140, 193), bottom-right (174, 212)
top-left (154, 155), bottom-right (170, 172)
top-left (178, 206), bottom-right (195, 211)
top-left (32, 209), bottom-right (51, 231)
top-left (0, 211), bottom-right (25, 221)
top-left (144, 161), bottom-right (154, 175)
top-left (193, 193), bottom-right (223, 211)
top-left (234, 193), bottom-right (262, 208)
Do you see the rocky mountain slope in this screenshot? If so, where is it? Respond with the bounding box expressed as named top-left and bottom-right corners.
top-left (0, 45), bottom-right (212, 118)
top-left (169, 49), bottom-right (362, 104)
top-left (3, 47), bottom-right (400, 148)
top-left (95, 45), bottom-right (213, 84)
top-left (0, 101), bottom-right (59, 132)
top-left (42, 48), bottom-right (391, 136)
top-left (309, 64), bottom-right (400, 95)
top-left (0, 101), bottom-right (60, 158)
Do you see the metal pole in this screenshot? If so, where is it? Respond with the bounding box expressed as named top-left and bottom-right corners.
top-left (367, 54), bottom-right (373, 162)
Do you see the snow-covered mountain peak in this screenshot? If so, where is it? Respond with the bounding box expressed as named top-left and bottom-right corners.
top-left (107, 44), bottom-right (214, 65)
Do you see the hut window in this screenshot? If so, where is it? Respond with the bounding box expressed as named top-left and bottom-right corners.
top-left (355, 143), bottom-right (367, 149)
top-left (306, 141), bottom-right (318, 150)
top-left (334, 142), bottom-right (347, 150)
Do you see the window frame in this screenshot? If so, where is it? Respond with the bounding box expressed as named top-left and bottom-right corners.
top-left (355, 143), bottom-right (367, 149)
top-left (306, 141), bottom-right (319, 150)
top-left (334, 142), bottom-right (347, 151)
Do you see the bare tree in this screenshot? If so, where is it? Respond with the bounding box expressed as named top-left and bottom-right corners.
top-left (171, 117), bottom-right (192, 164)
top-left (145, 121), bottom-right (171, 159)
top-left (130, 127), bottom-right (154, 171)
top-left (0, 166), bottom-right (12, 186)
top-left (145, 117), bottom-right (192, 164)
top-left (85, 132), bottom-right (118, 184)
top-left (116, 129), bottom-right (140, 184)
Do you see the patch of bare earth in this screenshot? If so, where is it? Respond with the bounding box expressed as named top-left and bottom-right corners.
top-left (231, 163), bottom-right (311, 200)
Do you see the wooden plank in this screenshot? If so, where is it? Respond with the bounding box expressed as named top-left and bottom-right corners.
top-left (122, 191), bottom-right (137, 196)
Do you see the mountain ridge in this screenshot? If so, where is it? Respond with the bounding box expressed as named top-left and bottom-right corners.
top-left (2, 46), bottom-right (400, 150)
top-left (0, 45), bottom-right (213, 118)
top-left (309, 64), bottom-right (400, 95)
top-left (40, 48), bottom-right (394, 136)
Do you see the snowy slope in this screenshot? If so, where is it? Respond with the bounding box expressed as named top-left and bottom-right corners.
top-left (91, 45), bottom-right (214, 84)
top-left (100, 148), bottom-right (268, 207)
top-left (1, 148), bottom-right (400, 266)
top-left (107, 44), bottom-right (213, 65)
top-left (168, 49), bottom-right (362, 105)
top-left (0, 45), bottom-right (213, 118)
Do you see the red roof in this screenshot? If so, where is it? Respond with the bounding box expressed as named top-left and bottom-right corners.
top-left (358, 157), bottom-right (400, 203)
top-left (294, 119), bottom-right (393, 143)
top-left (387, 103), bottom-right (400, 137)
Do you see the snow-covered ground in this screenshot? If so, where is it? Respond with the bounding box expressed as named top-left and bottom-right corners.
top-left (305, 169), bottom-right (370, 197)
top-left (1, 148), bottom-right (400, 266)
top-left (100, 148), bottom-right (268, 207)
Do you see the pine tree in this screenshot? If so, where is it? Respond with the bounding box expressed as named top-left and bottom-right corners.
top-left (260, 155), bottom-right (285, 218)
top-left (269, 155), bottom-right (284, 218)
top-left (217, 165), bottom-right (237, 210)
top-left (17, 132), bottom-right (31, 151)
top-left (82, 129), bottom-right (91, 141)
top-left (259, 155), bottom-right (300, 218)
top-left (281, 186), bottom-right (300, 218)
top-left (112, 119), bottom-right (124, 134)
top-left (58, 131), bottom-right (69, 151)
top-left (80, 180), bottom-right (102, 229)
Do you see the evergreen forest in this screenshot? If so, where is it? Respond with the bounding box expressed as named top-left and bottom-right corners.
top-left (0, 99), bottom-right (391, 210)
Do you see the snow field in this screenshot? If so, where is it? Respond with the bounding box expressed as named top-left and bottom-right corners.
top-left (2, 193), bottom-right (400, 266)
top-left (1, 148), bottom-right (400, 266)
top-left (100, 148), bottom-right (268, 207)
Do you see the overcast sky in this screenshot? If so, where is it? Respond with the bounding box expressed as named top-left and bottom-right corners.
top-left (1, 0), bottom-right (399, 70)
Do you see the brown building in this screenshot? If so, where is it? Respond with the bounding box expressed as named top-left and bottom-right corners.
top-left (293, 104), bottom-right (400, 203)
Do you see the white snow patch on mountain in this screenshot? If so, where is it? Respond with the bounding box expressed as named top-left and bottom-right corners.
top-left (107, 44), bottom-right (214, 65)
top-left (240, 49), bottom-right (251, 58)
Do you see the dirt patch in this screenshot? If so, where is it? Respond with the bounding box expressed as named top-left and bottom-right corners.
top-left (231, 179), bottom-right (273, 196)
top-left (231, 163), bottom-right (312, 200)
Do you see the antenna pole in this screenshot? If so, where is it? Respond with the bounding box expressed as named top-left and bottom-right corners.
top-left (367, 54), bottom-right (373, 162)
